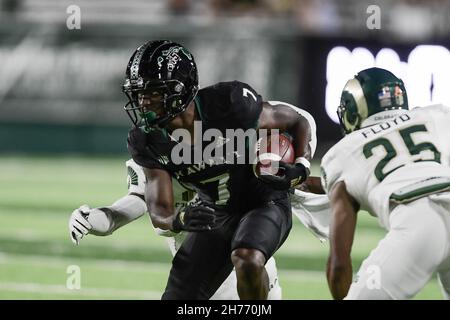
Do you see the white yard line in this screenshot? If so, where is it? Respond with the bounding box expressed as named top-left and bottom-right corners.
top-left (0, 251), bottom-right (326, 280)
top-left (0, 252), bottom-right (327, 299)
top-left (281, 269), bottom-right (325, 281)
top-left (0, 252), bottom-right (170, 273)
top-left (0, 282), bottom-right (161, 299)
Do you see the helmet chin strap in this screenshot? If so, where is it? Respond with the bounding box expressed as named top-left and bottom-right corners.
top-left (156, 114), bottom-right (177, 129)
top-left (141, 107), bottom-right (181, 130)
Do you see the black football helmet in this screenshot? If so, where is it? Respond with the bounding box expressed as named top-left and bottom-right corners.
top-left (122, 40), bottom-right (199, 129)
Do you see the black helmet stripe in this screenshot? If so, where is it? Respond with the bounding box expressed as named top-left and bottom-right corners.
top-left (130, 43), bottom-right (150, 80)
top-left (130, 41), bottom-right (168, 81)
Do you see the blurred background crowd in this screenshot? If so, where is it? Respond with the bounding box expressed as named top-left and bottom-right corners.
top-left (1, 0), bottom-right (449, 156)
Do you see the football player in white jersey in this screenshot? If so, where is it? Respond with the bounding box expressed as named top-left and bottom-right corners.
top-left (69, 158), bottom-right (282, 300)
top-left (322, 67), bottom-right (450, 300)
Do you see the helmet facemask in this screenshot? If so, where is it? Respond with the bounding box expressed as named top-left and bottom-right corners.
top-left (123, 78), bottom-right (198, 130)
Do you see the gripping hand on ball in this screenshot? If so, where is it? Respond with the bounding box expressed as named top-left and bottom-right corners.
top-left (259, 161), bottom-right (310, 190)
top-left (171, 203), bottom-right (216, 232)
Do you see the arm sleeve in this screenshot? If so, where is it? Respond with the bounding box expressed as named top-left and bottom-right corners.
top-left (88, 194), bottom-right (147, 236)
top-left (126, 159), bottom-right (146, 195)
top-left (229, 81), bottom-right (263, 130)
top-left (87, 159), bottom-right (148, 236)
top-left (125, 159), bottom-right (179, 238)
top-left (127, 126), bottom-right (165, 170)
top-left (204, 81), bottom-right (263, 130)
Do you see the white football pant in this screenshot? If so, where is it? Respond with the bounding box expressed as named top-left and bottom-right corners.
top-left (346, 192), bottom-right (450, 300)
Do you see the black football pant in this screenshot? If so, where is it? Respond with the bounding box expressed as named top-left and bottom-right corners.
top-left (161, 198), bottom-right (292, 300)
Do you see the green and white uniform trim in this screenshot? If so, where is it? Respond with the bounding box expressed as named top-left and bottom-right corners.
top-left (390, 177), bottom-right (450, 204)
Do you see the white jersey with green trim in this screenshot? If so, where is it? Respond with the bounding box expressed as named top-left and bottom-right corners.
top-left (321, 104), bottom-right (450, 229)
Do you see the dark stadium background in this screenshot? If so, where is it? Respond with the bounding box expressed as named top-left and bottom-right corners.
top-left (0, 0), bottom-right (448, 299)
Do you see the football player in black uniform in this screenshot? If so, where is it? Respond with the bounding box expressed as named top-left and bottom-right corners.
top-left (124, 40), bottom-right (313, 299)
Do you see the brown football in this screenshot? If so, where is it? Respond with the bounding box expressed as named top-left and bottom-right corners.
top-left (253, 132), bottom-right (295, 178)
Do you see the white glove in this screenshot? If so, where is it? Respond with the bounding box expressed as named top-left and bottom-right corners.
top-left (69, 204), bottom-right (93, 245)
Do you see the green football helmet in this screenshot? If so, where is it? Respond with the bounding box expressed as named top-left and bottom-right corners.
top-left (337, 67), bottom-right (409, 134)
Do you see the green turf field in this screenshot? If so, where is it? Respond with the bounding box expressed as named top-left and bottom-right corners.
top-left (0, 155), bottom-right (444, 299)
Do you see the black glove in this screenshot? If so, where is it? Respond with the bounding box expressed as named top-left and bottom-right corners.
top-left (171, 203), bottom-right (216, 232)
top-left (258, 161), bottom-right (310, 191)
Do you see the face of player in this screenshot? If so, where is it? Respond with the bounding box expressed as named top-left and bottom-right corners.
top-left (137, 91), bottom-right (165, 119)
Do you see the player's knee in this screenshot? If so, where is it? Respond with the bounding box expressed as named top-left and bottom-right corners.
top-left (231, 248), bottom-right (266, 279)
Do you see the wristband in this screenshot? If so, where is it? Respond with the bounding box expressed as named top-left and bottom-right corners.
top-left (295, 157), bottom-right (311, 170)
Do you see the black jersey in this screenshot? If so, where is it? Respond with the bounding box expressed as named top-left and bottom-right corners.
top-left (128, 81), bottom-right (288, 213)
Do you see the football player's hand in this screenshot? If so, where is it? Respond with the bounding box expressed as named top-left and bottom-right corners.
top-left (171, 203), bottom-right (216, 232)
top-left (69, 205), bottom-right (93, 245)
top-left (259, 161), bottom-right (310, 190)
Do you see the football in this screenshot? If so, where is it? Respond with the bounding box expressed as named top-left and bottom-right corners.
top-left (253, 132), bottom-right (295, 178)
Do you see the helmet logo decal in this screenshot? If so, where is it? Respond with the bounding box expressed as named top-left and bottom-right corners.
top-left (394, 85), bottom-right (404, 105)
top-left (378, 86), bottom-right (392, 107)
top-left (180, 48), bottom-right (193, 60)
top-left (157, 56), bottom-right (164, 68)
top-left (342, 78), bottom-right (368, 132)
top-left (161, 46), bottom-right (185, 72)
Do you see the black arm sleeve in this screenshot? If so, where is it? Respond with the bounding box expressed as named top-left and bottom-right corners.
top-left (229, 81), bottom-right (263, 129)
top-left (127, 127), bottom-right (165, 170)
top-left (198, 81), bottom-right (263, 130)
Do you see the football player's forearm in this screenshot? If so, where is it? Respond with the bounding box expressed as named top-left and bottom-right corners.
top-left (259, 104), bottom-right (311, 161)
top-left (327, 182), bottom-right (359, 299)
top-left (289, 116), bottom-right (312, 161)
top-left (272, 107), bottom-right (312, 160)
top-left (327, 256), bottom-right (353, 300)
top-left (149, 206), bottom-right (176, 231)
top-left (298, 176), bottom-right (325, 194)
top-left (143, 167), bottom-right (175, 231)
top-left (89, 194), bottom-right (147, 236)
